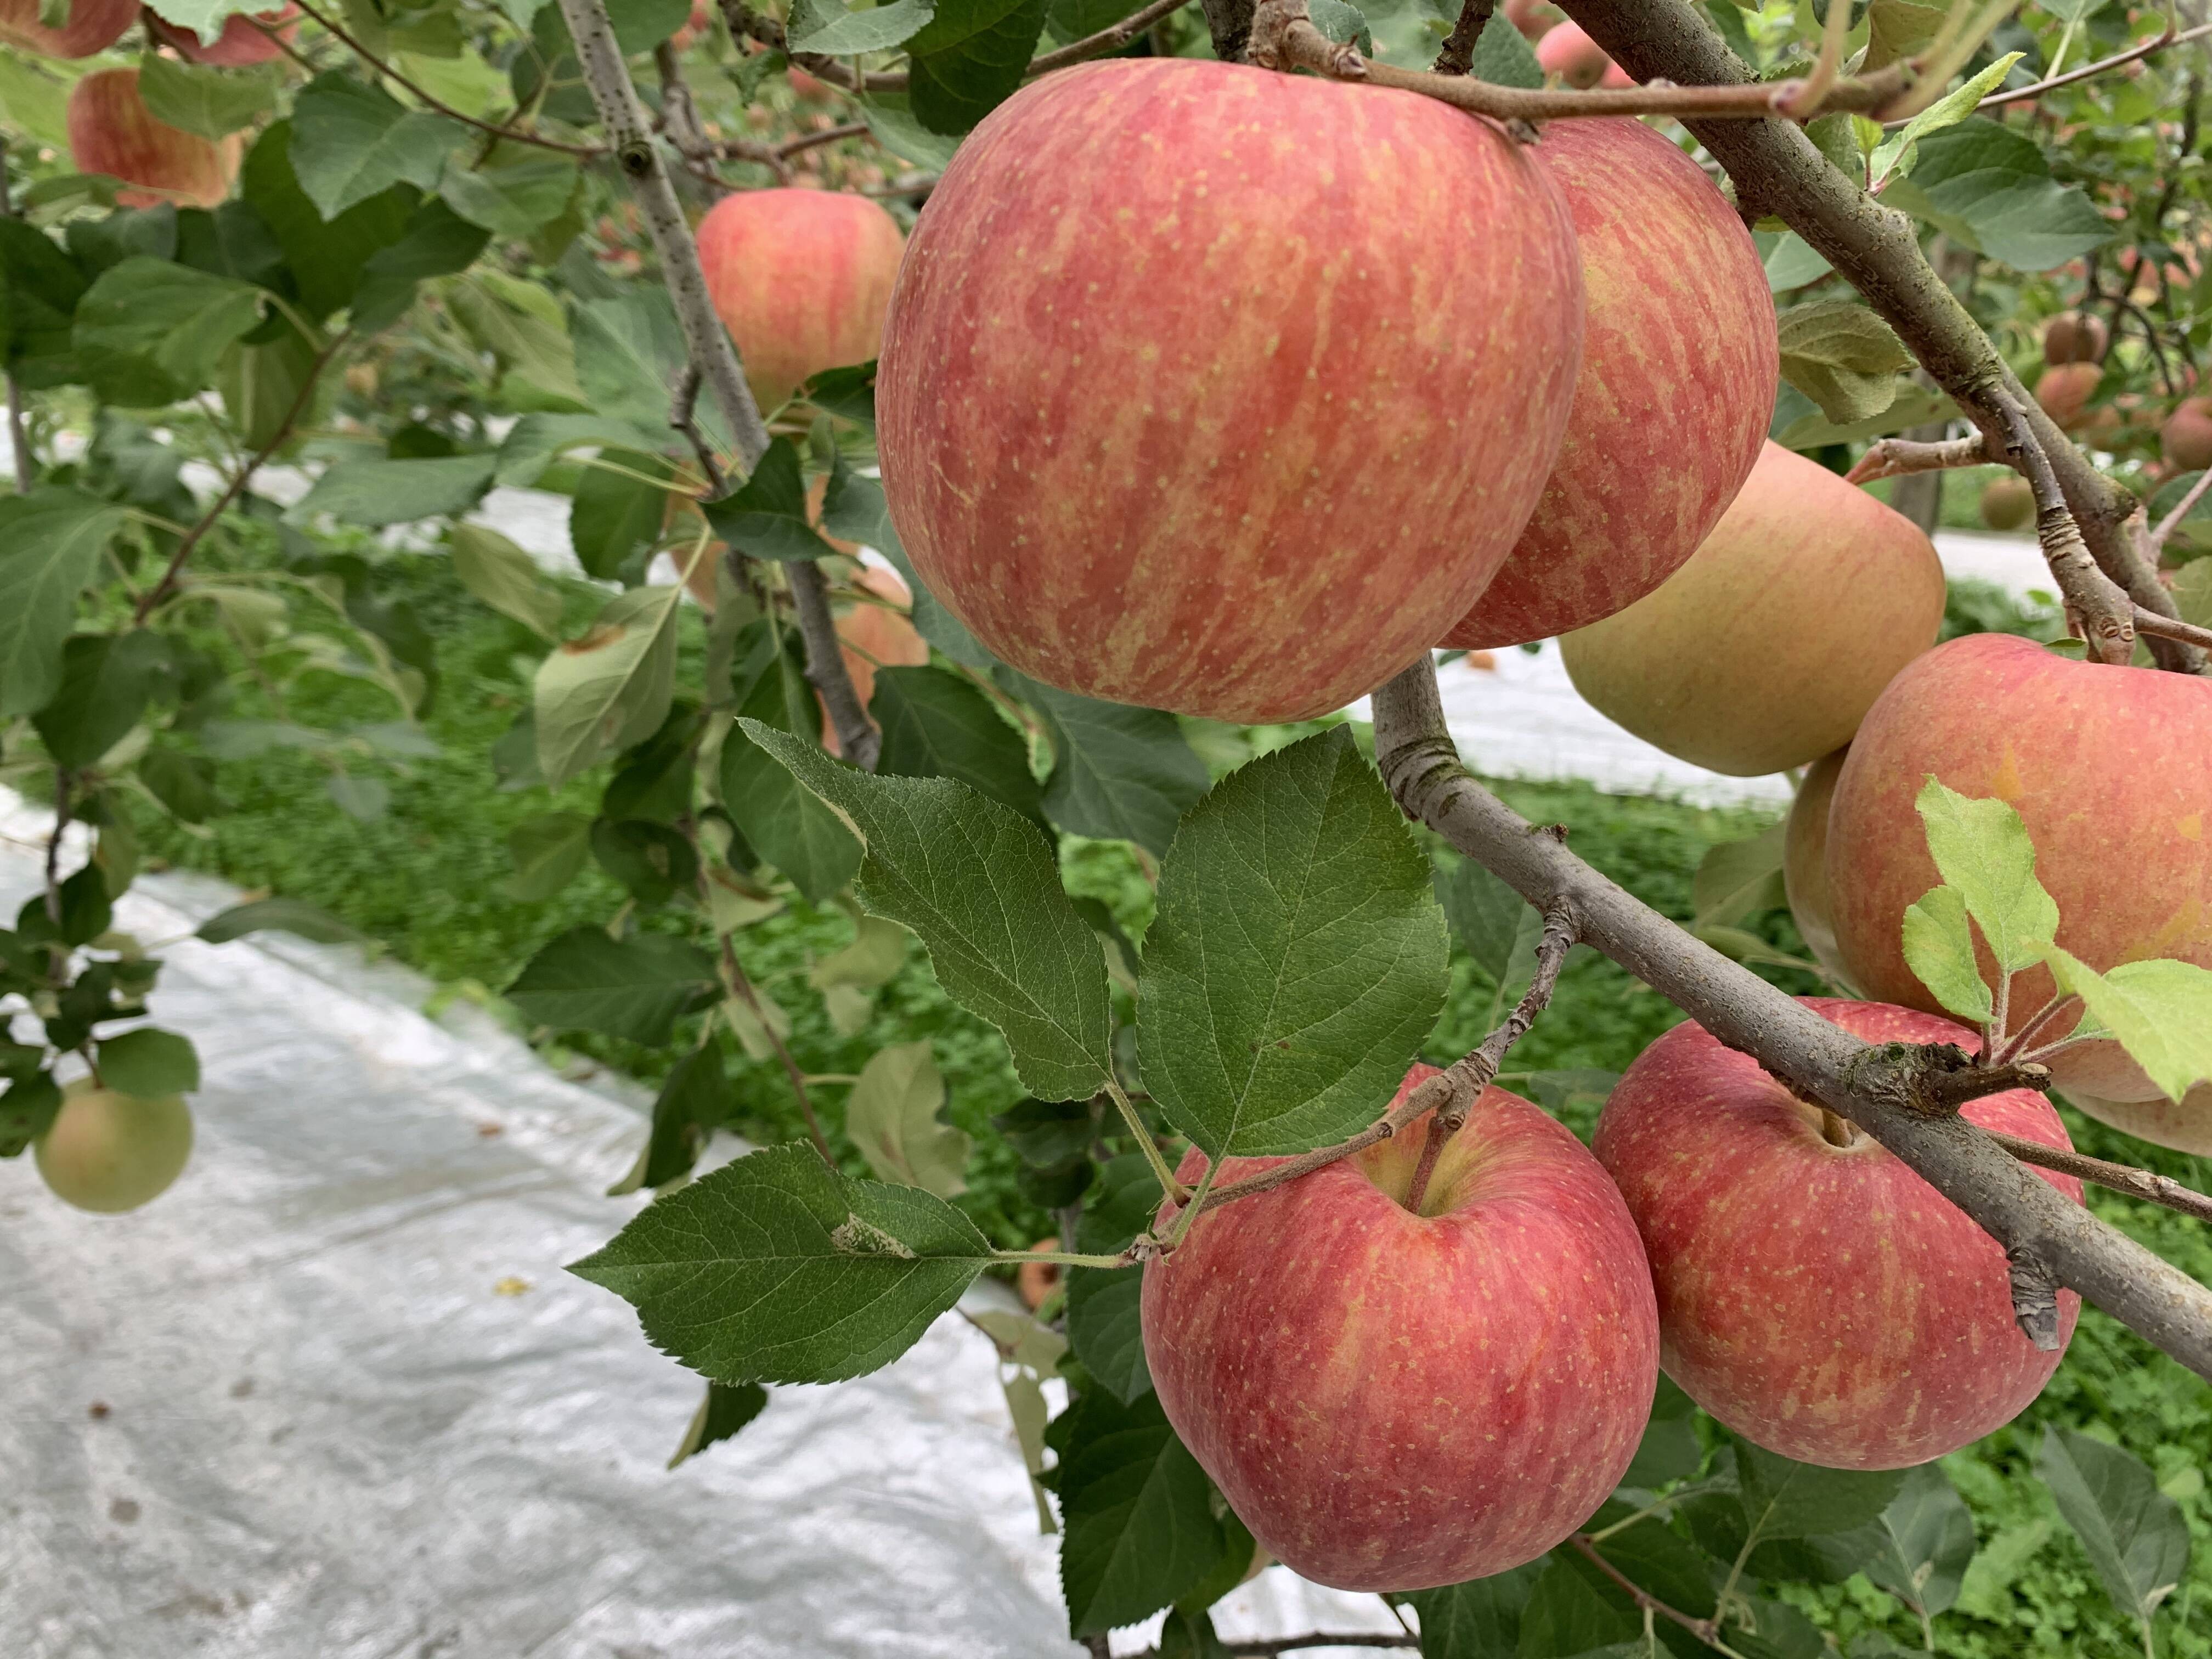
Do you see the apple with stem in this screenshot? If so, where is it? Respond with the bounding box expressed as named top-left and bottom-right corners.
top-left (1141, 1064), bottom-right (1658, 1591)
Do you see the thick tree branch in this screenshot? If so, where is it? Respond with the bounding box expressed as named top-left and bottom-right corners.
top-left (1845, 432), bottom-right (1987, 485)
top-left (1431, 0), bottom-right (1495, 77)
top-left (1371, 656), bottom-right (2212, 1382)
top-left (1556, 0), bottom-right (2207, 676)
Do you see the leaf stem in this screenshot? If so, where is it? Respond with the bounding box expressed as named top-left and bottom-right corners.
top-left (989, 1248), bottom-right (1133, 1269)
top-left (1107, 1074), bottom-right (1189, 1203)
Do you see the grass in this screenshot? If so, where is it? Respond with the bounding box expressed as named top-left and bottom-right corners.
top-left (124, 542), bottom-right (2211, 1657)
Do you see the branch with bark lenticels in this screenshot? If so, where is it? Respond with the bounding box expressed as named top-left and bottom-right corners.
top-left (1368, 655), bottom-right (2212, 1381)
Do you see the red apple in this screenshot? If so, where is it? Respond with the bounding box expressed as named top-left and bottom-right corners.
top-left (1559, 442), bottom-right (1946, 776)
top-left (1443, 117), bottom-right (1775, 649)
top-left (1141, 1065), bottom-right (1658, 1592)
top-left (69, 67), bottom-right (241, 209)
top-left (2064, 1084), bottom-right (2212, 1154)
top-left (670, 0), bottom-right (713, 50)
top-left (1594, 998), bottom-right (2081, 1470)
top-left (1978, 474), bottom-right (2034, 531)
top-left (1826, 633), bottom-right (2212, 1109)
top-left (1502, 0), bottom-right (1558, 39)
top-left (144, 3), bottom-right (297, 64)
top-left (2041, 310), bottom-right (2107, 366)
top-left (1785, 746), bottom-right (1852, 984)
top-left (2162, 397), bottom-right (2212, 473)
top-left (0, 0), bottom-right (134, 57)
top-left (878, 59), bottom-right (1584, 721)
top-left (697, 187), bottom-right (905, 415)
top-left (1536, 20), bottom-right (1633, 88)
top-left (2034, 360), bottom-right (2101, 431)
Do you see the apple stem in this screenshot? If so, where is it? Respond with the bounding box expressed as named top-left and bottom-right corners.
top-left (1818, 1107), bottom-right (1857, 1148)
top-left (1107, 1077), bottom-right (1191, 1206)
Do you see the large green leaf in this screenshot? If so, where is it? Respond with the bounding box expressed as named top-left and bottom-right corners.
top-left (1065, 1266), bottom-right (1149, 1402)
top-left (1402, 1564), bottom-right (1541, 1657)
top-left (1776, 301), bottom-right (1916, 427)
top-left (905, 0), bottom-right (1051, 135)
top-left (872, 665), bottom-right (1044, 826)
top-left (242, 120), bottom-right (417, 322)
top-left (1737, 1441), bottom-right (1909, 1545)
top-left (701, 438), bottom-right (837, 562)
top-left (1692, 823), bottom-right (1788, 928)
top-left (2035, 1426), bottom-right (2191, 1632)
top-left (74, 256), bottom-right (266, 407)
top-left (788, 0), bottom-right (935, 53)
top-left (719, 650), bottom-right (865, 903)
top-left (611, 1042), bottom-right (726, 1194)
top-left (1864, 1462), bottom-right (1976, 1621)
top-left (1887, 117), bottom-right (2114, 272)
top-left (504, 926), bottom-right (716, 1045)
top-left (448, 523), bottom-right (561, 640)
top-left (1915, 778), bottom-right (2058, 973)
top-left (742, 721), bottom-right (1115, 1101)
top-left (1901, 884), bottom-right (1994, 1024)
top-left (2047, 951), bottom-right (2212, 1104)
top-left (533, 585), bottom-right (682, 788)
top-left (291, 454), bottom-right (499, 527)
top-left (95, 1026), bottom-right (201, 1097)
top-left (667, 1379), bottom-right (769, 1468)
top-left (1000, 669), bottom-right (1209, 857)
top-left (439, 145), bottom-right (580, 239)
top-left (569, 1142), bottom-right (996, 1384)
top-left (843, 1040), bottom-right (970, 1198)
top-left (351, 198), bottom-right (492, 334)
top-left (290, 70), bottom-right (465, 219)
top-left (569, 450), bottom-right (675, 580)
top-left (31, 629), bottom-right (168, 768)
top-left (1055, 1389), bottom-right (1229, 1637)
top-left (0, 488), bottom-right (131, 716)
top-left (1138, 728), bottom-right (1450, 1156)
top-left (135, 52), bottom-right (281, 140)
top-left (0, 217), bottom-right (91, 388)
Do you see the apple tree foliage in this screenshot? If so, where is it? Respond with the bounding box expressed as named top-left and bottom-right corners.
top-left (2, 0), bottom-right (2210, 1652)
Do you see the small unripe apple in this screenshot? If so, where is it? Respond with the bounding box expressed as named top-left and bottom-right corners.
top-left (2033, 360), bottom-right (2101, 431)
top-left (145, 3), bottom-right (298, 65)
top-left (2040, 310), bottom-right (2107, 366)
top-left (69, 67), bottom-right (241, 210)
top-left (2161, 397), bottom-right (2212, 473)
top-left (35, 1078), bottom-right (195, 1214)
top-left (1978, 474), bottom-right (2034, 530)
top-left (1536, 20), bottom-right (1633, 88)
top-left (0, 0), bottom-right (134, 57)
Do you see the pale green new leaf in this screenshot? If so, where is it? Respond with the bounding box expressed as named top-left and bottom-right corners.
top-left (1869, 51), bottom-right (2024, 189)
top-left (1139, 729), bottom-right (1451, 1157)
top-left (534, 586), bottom-right (681, 788)
top-left (0, 488), bottom-right (131, 716)
top-left (741, 721), bottom-right (1114, 1102)
top-left (449, 523), bottom-right (561, 640)
top-left (569, 1142), bottom-right (996, 1385)
top-left (1916, 777), bottom-right (2058, 972)
top-left (2047, 951), bottom-right (2212, 1104)
top-left (1902, 884), bottom-right (1994, 1023)
top-left (2036, 1426), bottom-right (2191, 1629)
top-left (844, 1041), bottom-right (970, 1198)
top-left (809, 914), bottom-right (911, 992)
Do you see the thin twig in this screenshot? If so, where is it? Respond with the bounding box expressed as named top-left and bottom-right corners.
top-left (1974, 18), bottom-right (2212, 113)
top-left (789, 560), bottom-right (882, 768)
top-left (1777, 0), bottom-right (1852, 119)
top-left (1985, 1128), bottom-right (2212, 1226)
top-left (2151, 467), bottom-right (2212, 554)
top-left (1127, 1633), bottom-right (1420, 1658)
top-left (1568, 1535), bottom-right (1729, 1649)
top-left (777, 121), bottom-right (869, 160)
top-left (702, 867), bottom-right (833, 1163)
top-left (1025, 0), bottom-right (1193, 73)
top-left (290, 0), bottom-right (605, 157)
top-left (1925, 1058), bottom-right (2052, 1111)
top-left (1845, 432), bottom-right (1986, 485)
top-left (1430, 0), bottom-right (1494, 75)
top-left (1992, 398), bottom-right (2137, 663)
top-left (670, 365), bottom-right (727, 495)
top-left (134, 329), bottom-right (350, 624)
top-left (2135, 609), bottom-right (2212, 653)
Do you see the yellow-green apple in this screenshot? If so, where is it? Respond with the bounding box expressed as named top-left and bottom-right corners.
top-left (1443, 117), bottom-right (1774, 649)
top-left (2034, 360), bottom-right (2101, 431)
top-left (145, 3), bottom-right (297, 63)
top-left (878, 59), bottom-right (1584, 721)
top-left (1536, 20), bottom-right (1633, 87)
top-left (0, 0), bottom-right (133, 55)
top-left (1825, 633), bottom-right (2212, 1110)
top-left (2041, 311), bottom-right (2107, 366)
top-left (1559, 442), bottom-right (1945, 776)
top-left (36, 1079), bottom-right (194, 1213)
top-left (696, 187), bottom-right (905, 415)
top-left (69, 67), bottom-right (241, 208)
top-left (1141, 1064), bottom-right (1658, 1591)
top-left (2162, 397), bottom-right (2212, 473)
top-left (2062, 1085), bottom-right (2212, 1155)
top-left (1594, 998), bottom-right (2081, 1470)
top-left (1979, 475), bottom-right (2033, 530)
top-left (1785, 747), bottom-right (1852, 984)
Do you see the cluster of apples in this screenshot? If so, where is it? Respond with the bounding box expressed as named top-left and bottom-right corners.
top-left (0, 0), bottom-right (297, 208)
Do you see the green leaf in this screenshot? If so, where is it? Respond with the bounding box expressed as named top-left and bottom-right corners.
top-left (1737, 1440), bottom-right (1908, 1544)
top-left (1864, 0), bottom-right (1943, 71)
top-left (904, 0), bottom-right (1050, 136)
top-left (1776, 301), bottom-right (1916, 426)
top-left (2047, 951), bottom-right (2212, 1104)
top-left (843, 1040), bottom-right (970, 1198)
top-left (856, 91), bottom-right (964, 171)
top-left (607, 0), bottom-right (692, 51)
top-left (2035, 1425), bottom-right (2190, 1630)
top-left (809, 913), bottom-right (910, 992)
top-left (534, 585), bottom-right (682, 789)
top-left (290, 70), bottom-right (463, 220)
top-left (788, 0), bottom-right (935, 54)
top-left (504, 925), bottom-right (716, 1045)
top-left (1694, 823), bottom-right (1789, 928)
top-left (1517, 1555), bottom-right (1640, 1656)
top-left (0, 1069), bottom-right (63, 1150)
top-left (1066, 1266), bottom-right (1149, 1402)
top-left (196, 896), bottom-right (366, 944)
top-left (574, 291), bottom-right (723, 443)
top-left (1140, 729), bottom-right (1449, 1156)
top-left (828, 462), bottom-right (990, 664)
top-left (589, 817), bottom-right (697, 906)
top-left (1869, 51), bottom-right (2024, 189)
top-left (1001, 669), bottom-right (1209, 858)
top-left (872, 665), bottom-right (1044, 826)
top-left (611, 1042), bottom-right (725, 1194)
top-left (139, 746), bottom-right (222, 822)
top-left (0, 52), bottom-right (72, 150)
top-left (1468, 13), bottom-right (1543, 86)
top-left (0, 218), bottom-right (92, 389)
top-left (74, 256), bottom-right (266, 407)
top-left (242, 120), bottom-right (416, 322)
top-left (31, 630), bottom-right (168, 769)
top-left (351, 198), bottom-right (492, 334)
top-left (1885, 117), bottom-right (2113, 272)
top-left (570, 450), bottom-right (676, 581)
top-left (1436, 857), bottom-right (1539, 1022)
top-left (741, 720), bottom-right (1115, 1101)
top-left (569, 1142), bottom-right (996, 1384)
top-left (1056, 1389), bottom-right (1229, 1637)
top-left (1402, 1563), bottom-right (1541, 1658)
top-left (449, 523), bottom-right (562, 639)
top-left (0, 489), bottom-right (130, 718)
top-left (94, 1027), bottom-right (200, 1097)
top-left (291, 454), bottom-right (499, 527)
top-left (1307, 0), bottom-right (1371, 50)
top-left (701, 438), bottom-right (837, 562)
top-left (439, 145), bottom-right (580, 239)
top-left (1915, 777), bottom-right (2058, 973)
top-left (1760, 230), bottom-right (1833, 292)
top-left (503, 811), bottom-right (592, 901)
top-left (135, 53), bottom-right (281, 141)
top-left (496, 411), bottom-right (668, 489)
top-left (1902, 885), bottom-right (1994, 1023)
top-left (1864, 1462), bottom-right (1975, 1619)
top-left (667, 1379), bottom-right (769, 1469)
top-left (1622, 1374), bottom-right (1703, 1489)
top-left (719, 650), bottom-right (865, 903)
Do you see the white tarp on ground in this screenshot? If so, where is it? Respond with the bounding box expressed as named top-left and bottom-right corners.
top-left (0, 797), bottom-right (1404, 1658)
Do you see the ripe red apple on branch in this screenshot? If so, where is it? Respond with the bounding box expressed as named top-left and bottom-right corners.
top-left (1825, 633), bottom-right (2212, 1122)
top-left (68, 67), bottom-right (241, 210)
top-left (1560, 441), bottom-right (1946, 776)
top-left (1595, 1000), bottom-right (2082, 1470)
top-left (1443, 116), bottom-right (1775, 649)
top-left (0, 0), bottom-right (133, 57)
top-left (1141, 1064), bottom-right (1658, 1591)
top-left (877, 58), bottom-right (1585, 722)
top-left (144, 3), bottom-right (299, 65)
